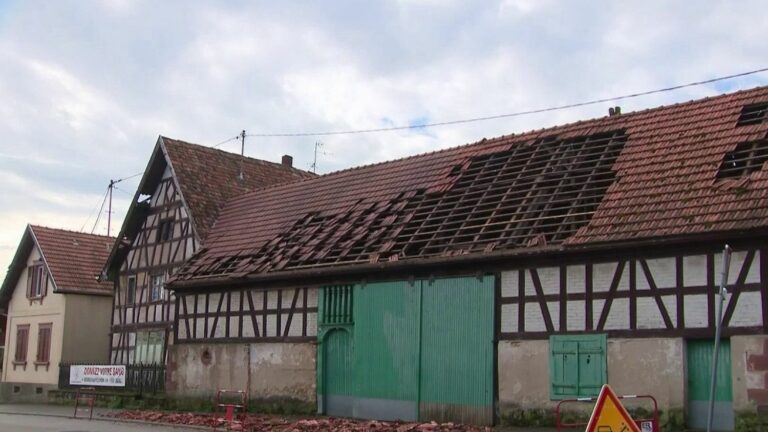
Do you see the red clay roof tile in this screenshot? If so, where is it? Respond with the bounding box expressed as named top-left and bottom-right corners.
top-left (173, 86), bottom-right (768, 284)
top-left (31, 225), bottom-right (113, 293)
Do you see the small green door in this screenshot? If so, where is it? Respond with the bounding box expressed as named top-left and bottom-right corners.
top-left (324, 329), bottom-right (354, 418)
top-left (687, 339), bottom-right (733, 431)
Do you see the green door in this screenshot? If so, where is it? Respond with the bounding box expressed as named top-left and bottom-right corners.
top-left (687, 339), bottom-right (733, 431)
top-left (318, 276), bottom-right (495, 425)
top-left (419, 277), bottom-right (494, 424)
top-left (324, 329), bottom-right (354, 418)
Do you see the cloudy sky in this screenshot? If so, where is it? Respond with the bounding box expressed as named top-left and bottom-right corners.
top-left (0, 0), bottom-right (767, 281)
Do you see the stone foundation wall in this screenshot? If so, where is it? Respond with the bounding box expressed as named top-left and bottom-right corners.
top-left (167, 342), bottom-right (316, 405)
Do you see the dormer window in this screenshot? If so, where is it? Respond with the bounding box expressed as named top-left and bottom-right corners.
top-left (156, 219), bottom-right (174, 243)
top-left (27, 262), bottom-right (46, 299)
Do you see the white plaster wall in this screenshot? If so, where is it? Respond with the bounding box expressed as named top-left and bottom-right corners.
top-left (497, 338), bottom-right (686, 413)
top-left (2, 247), bottom-right (65, 386)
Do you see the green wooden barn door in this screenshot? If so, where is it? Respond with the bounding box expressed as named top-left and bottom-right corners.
top-left (419, 276), bottom-right (494, 425)
top-left (687, 339), bottom-right (734, 431)
top-left (353, 281), bottom-right (420, 421)
top-left (318, 277), bottom-right (495, 425)
top-left (324, 329), bottom-right (355, 417)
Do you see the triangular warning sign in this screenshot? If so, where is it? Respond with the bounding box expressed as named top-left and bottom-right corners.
top-left (586, 384), bottom-right (641, 432)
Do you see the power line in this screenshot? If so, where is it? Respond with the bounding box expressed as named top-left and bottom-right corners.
top-left (79, 186), bottom-right (110, 233)
top-left (242, 67), bottom-right (768, 138)
top-left (90, 186), bottom-right (110, 234)
top-left (213, 135), bottom-right (241, 148)
top-left (118, 171), bottom-right (143, 182)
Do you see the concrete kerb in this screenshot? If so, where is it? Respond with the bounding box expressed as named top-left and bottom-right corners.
top-left (0, 405), bottom-right (209, 431)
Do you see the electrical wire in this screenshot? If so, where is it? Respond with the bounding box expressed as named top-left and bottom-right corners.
top-left (116, 172), bottom-right (143, 183)
top-left (79, 186), bottom-right (110, 233)
top-left (243, 67), bottom-right (768, 138)
top-left (89, 186), bottom-right (110, 234)
top-left (213, 135), bottom-right (241, 148)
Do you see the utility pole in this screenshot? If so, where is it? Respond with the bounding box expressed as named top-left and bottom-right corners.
top-left (239, 130), bottom-right (246, 180)
top-left (107, 179), bottom-right (115, 237)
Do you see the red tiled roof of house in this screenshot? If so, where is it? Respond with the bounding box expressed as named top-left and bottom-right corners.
top-left (172, 86), bottom-right (768, 284)
top-left (30, 225), bottom-right (114, 293)
top-left (162, 137), bottom-right (316, 240)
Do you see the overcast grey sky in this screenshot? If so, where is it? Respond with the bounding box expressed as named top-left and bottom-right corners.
top-left (1, 0), bottom-right (767, 281)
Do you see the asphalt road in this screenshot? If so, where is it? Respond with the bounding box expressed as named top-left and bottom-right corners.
top-left (0, 413), bottom-right (199, 432)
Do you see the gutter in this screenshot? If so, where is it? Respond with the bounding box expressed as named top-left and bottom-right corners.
top-left (169, 227), bottom-right (768, 291)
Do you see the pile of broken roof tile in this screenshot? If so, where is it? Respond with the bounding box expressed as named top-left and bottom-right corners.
top-left (108, 410), bottom-right (492, 431)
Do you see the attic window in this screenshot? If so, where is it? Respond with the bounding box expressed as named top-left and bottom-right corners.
top-left (156, 219), bottom-right (174, 243)
top-left (717, 140), bottom-right (768, 178)
top-left (737, 102), bottom-right (768, 126)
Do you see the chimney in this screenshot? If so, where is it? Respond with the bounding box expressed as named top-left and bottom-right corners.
top-left (608, 106), bottom-right (622, 117)
top-left (281, 155), bottom-right (293, 168)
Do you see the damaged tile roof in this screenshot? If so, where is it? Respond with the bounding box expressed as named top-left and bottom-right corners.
top-left (172, 86), bottom-right (768, 285)
top-left (104, 137), bottom-right (315, 274)
top-left (162, 137), bottom-right (316, 240)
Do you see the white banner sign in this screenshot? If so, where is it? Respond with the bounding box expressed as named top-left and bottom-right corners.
top-left (69, 365), bottom-right (126, 387)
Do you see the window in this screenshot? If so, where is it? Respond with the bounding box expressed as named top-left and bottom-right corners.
top-left (14, 325), bottom-right (29, 364)
top-left (134, 331), bottom-right (164, 364)
top-left (150, 274), bottom-right (165, 302)
top-left (27, 262), bottom-right (46, 299)
top-left (126, 276), bottom-right (136, 306)
top-left (35, 324), bottom-right (52, 365)
top-left (156, 219), bottom-right (174, 243)
top-left (549, 334), bottom-right (606, 399)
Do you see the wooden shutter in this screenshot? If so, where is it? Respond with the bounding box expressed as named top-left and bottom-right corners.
top-left (26, 267), bottom-right (33, 298)
top-left (550, 334), bottom-right (607, 399)
top-left (36, 324), bottom-right (52, 363)
top-left (42, 272), bottom-right (49, 297)
top-left (15, 326), bottom-right (29, 362)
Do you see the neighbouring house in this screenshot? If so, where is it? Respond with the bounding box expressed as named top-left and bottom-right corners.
top-left (103, 136), bottom-right (314, 365)
top-left (167, 86), bottom-right (768, 429)
top-left (0, 225), bottom-right (113, 402)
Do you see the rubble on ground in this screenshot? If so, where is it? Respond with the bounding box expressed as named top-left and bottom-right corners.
top-left (108, 410), bottom-right (493, 431)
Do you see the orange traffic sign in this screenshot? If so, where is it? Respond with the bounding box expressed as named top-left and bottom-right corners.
top-left (586, 384), bottom-right (641, 432)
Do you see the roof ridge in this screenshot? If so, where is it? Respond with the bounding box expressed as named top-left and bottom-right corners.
top-left (29, 224), bottom-right (115, 240)
top-left (160, 135), bottom-right (314, 176)
top-left (230, 84), bottom-right (767, 201)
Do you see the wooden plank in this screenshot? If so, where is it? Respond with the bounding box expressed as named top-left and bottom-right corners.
top-left (585, 264), bottom-right (593, 331)
top-left (283, 289), bottom-right (301, 337)
top-left (596, 261), bottom-right (626, 331)
top-left (722, 250), bottom-right (756, 327)
top-left (559, 265), bottom-right (567, 331)
top-left (629, 260), bottom-right (637, 330)
top-left (518, 270), bottom-right (525, 332)
top-left (529, 269), bottom-right (554, 332)
top-left (638, 260), bottom-right (674, 329)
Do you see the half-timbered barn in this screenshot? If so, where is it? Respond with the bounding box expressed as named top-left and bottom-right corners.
top-left (169, 86), bottom-right (768, 429)
top-left (103, 136), bottom-right (314, 365)
top-left (0, 225), bottom-right (113, 402)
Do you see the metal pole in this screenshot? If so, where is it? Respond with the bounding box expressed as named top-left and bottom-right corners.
top-left (107, 180), bottom-right (114, 236)
top-left (706, 244), bottom-right (731, 432)
top-left (238, 130), bottom-right (246, 180)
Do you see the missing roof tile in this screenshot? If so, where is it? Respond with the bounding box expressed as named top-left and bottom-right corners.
top-left (717, 140), bottom-right (768, 179)
top-left (187, 130), bottom-right (627, 277)
top-left (737, 102), bottom-right (768, 126)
